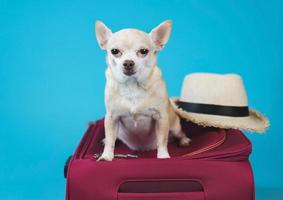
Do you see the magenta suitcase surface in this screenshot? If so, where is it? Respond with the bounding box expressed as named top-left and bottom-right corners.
top-left (65, 118), bottom-right (254, 200)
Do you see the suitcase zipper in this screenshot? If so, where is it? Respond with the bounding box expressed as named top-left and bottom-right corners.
top-left (181, 132), bottom-right (227, 157)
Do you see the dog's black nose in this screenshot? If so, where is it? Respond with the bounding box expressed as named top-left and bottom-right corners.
top-left (123, 60), bottom-right (135, 70)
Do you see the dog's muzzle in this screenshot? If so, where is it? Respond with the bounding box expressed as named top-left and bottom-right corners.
top-left (123, 60), bottom-right (136, 76)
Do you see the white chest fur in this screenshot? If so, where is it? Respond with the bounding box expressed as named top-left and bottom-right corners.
top-left (105, 67), bottom-right (167, 150)
top-left (117, 82), bottom-right (160, 150)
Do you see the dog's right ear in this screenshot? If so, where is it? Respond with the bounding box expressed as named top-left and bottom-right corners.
top-left (95, 20), bottom-right (112, 49)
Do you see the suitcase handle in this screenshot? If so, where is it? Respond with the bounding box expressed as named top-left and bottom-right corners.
top-left (117, 180), bottom-right (205, 200)
top-left (118, 192), bottom-right (205, 200)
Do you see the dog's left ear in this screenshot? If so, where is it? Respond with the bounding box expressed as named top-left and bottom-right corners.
top-left (149, 20), bottom-right (172, 51)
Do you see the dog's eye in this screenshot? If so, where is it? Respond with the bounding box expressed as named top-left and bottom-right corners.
top-left (111, 49), bottom-right (121, 56)
top-left (139, 48), bottom-right (149, 55)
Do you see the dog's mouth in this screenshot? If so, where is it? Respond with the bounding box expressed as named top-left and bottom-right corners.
top-left (123, 70), bottom-right (136, 76)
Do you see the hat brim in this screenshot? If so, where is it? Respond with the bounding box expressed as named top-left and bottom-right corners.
top-left (170, 98), bottom-right (270, 133)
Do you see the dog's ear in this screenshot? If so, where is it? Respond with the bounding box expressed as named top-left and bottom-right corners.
top-left (95, 20), bottom-right (112, 49)
top-left (149, 20), bottom-right (172, 51)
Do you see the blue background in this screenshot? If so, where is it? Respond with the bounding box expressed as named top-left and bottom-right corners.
top-left (0, 0), bottom-right (282, 199)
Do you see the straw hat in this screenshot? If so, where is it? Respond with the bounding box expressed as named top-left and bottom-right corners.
top-left (170, 73), bottom-right (269, 132)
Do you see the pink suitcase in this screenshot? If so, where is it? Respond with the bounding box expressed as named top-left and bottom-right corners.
top-left (65, 118), bottom-right (254, 200)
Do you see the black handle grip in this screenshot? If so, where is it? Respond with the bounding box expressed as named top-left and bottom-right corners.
top-left (64, 155), bottom-right (73, 178)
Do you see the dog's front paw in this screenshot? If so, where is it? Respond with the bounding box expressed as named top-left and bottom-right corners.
top-left (97, 153), bottom-right (114, 161)
top-left (157, 153), bottom-right (170, 159)
top-left (157, 149), bottom-right (170, 159)
top-left (179, 136), bottom-right (191, 147)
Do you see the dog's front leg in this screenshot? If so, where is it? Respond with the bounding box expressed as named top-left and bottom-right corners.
top-left (97, 114), bottom-right (118, 161)
top-left (155, 115), bottom-right (170, 159)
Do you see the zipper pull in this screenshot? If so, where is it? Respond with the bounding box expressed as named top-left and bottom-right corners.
top-left (114, 154), bottom-right (138, 159)
top-left (125, 154), bottom-right (138, 158)
top-left (93, 153), bottom-right (138, 159)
